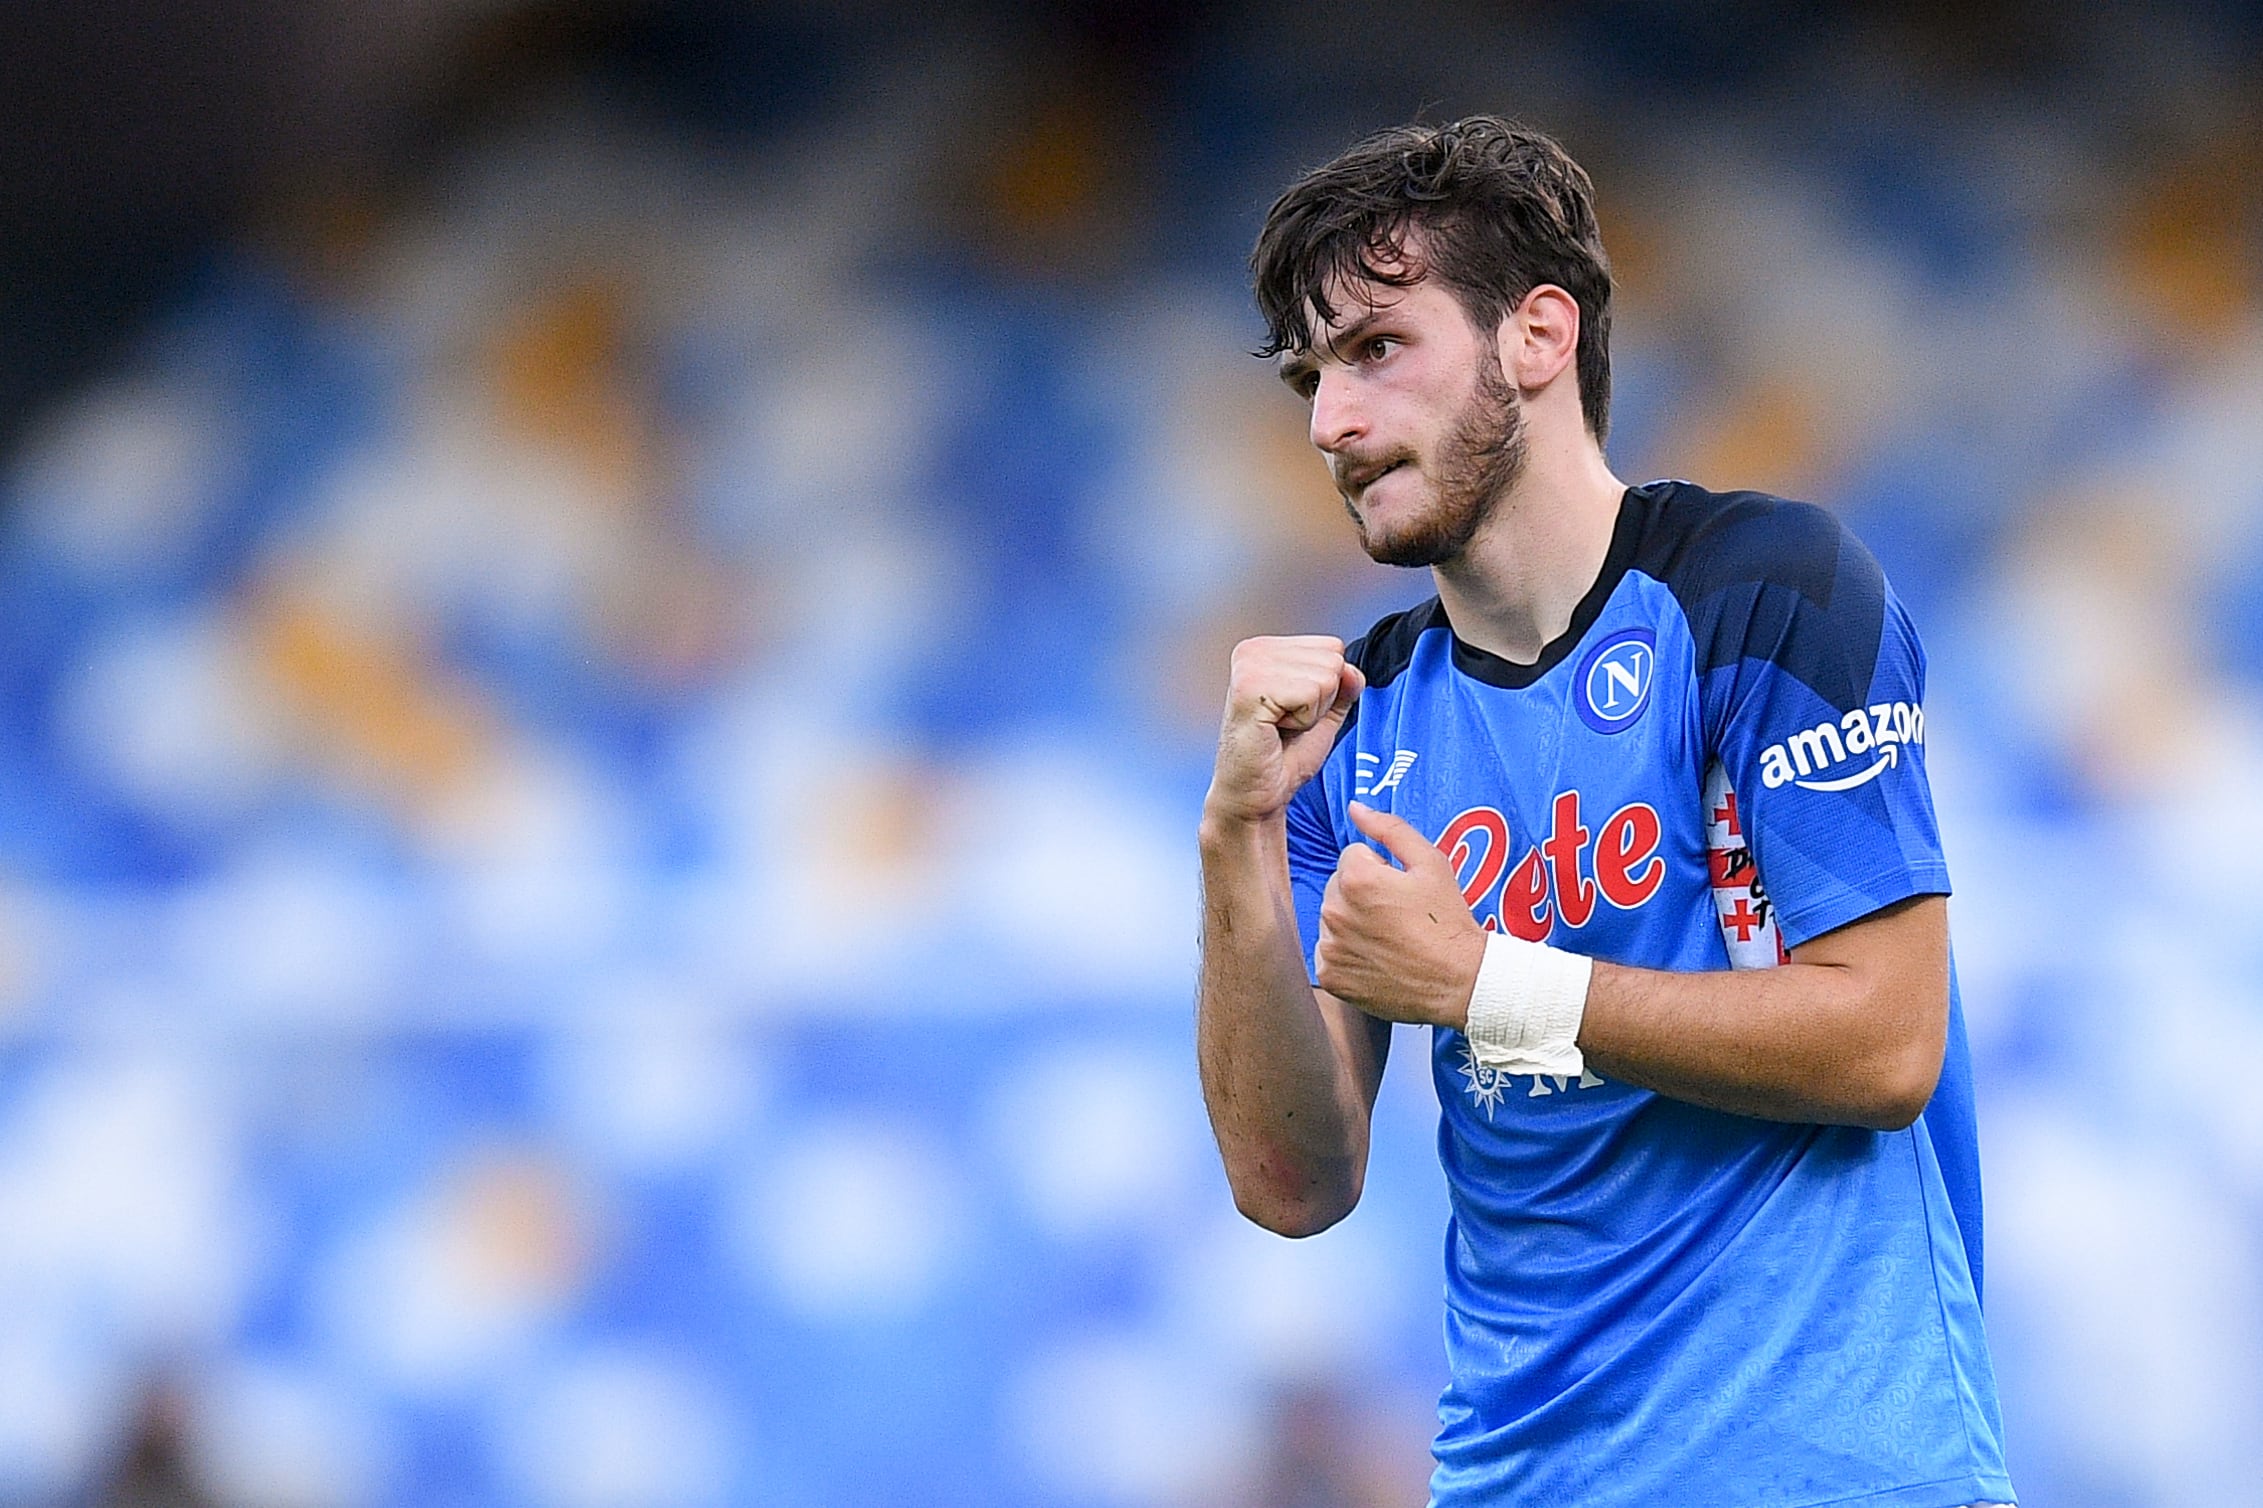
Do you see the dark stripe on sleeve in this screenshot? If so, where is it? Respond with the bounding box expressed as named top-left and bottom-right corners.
top-left (1628, 480), bottom-right (1887, 714)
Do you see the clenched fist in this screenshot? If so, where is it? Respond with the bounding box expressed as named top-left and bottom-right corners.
top-left (1205, 635), bottom-right (1365, 825)
top-left (1316, 802), bottom-right (1486, 1028)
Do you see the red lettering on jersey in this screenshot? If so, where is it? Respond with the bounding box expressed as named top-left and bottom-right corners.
top-left (1543, 790), bottom-right (1597, 928)
top-left (1595, 802), bottom-right (1665, 909)
top-left (1436, 791), bottom-right (1672, 937)
top-left (1499, 847), bottom-right (1552, 940)
top-left (1438, 807), bottom-right (1510, 912)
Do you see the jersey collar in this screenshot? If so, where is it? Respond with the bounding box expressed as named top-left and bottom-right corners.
top-left (1442, 484), bottom-right (1651, 690)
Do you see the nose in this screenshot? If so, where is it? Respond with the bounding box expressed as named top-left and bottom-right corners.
top-left (1308, 367), bottom-right (1365, 454)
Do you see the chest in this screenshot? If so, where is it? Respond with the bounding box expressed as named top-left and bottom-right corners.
top-left (1341, 629), bottom-right (1708, 944)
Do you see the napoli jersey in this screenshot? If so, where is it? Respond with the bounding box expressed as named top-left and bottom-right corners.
top-left (1286, 482), bottom-right (2013, 1508)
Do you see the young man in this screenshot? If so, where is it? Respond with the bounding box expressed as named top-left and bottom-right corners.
top-left (1196, 118), bottom-right (2015, 1507)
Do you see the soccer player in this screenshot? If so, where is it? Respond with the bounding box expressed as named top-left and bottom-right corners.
top-left (1196, 118), bottom-right (2015, 1508)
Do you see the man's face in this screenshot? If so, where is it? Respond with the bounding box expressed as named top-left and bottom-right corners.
top-left (1277, 273), bottom-right (1527, 568)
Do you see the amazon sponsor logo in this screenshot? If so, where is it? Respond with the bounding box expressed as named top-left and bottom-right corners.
top-left (1759, 701), bottom-right (1924, 792)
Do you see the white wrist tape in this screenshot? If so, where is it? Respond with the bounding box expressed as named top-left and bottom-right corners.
top-left (1463, 932), bottom-right (1593, 1077)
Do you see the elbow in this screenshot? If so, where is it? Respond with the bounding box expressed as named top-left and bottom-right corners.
top-left (1227, 1159), bottom-right (1363, 1238)
top-left (1235, 1186), bottom-right (1358, 1238)
top-left (1857, 1035), bottom-right (1945, 1132)
top-left (1860, 1091), bottom-right (1928, 1134)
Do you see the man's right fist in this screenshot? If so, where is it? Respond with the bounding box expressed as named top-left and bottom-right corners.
top-left (1204, 635), bottom-right (1365, 824)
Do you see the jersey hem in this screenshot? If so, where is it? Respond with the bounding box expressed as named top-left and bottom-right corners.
top-left (1428, 1472), bottom-right (2016, 1508)
top-left (1776, 864), bottom-right (1951, 950)
top-left (1777, 1473), bottom-right (2016, 1508)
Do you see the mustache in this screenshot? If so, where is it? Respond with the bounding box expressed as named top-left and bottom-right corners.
top-left (1331, 450), bottom-right (1414, 492)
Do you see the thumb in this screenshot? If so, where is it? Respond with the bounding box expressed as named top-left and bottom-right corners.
top-left (1334, 661), bottom-right (1366, 711)
top-left (1346, 800), bottom-right (1444, 874)
top-left (1306, 661), bottom-right (1366, 738)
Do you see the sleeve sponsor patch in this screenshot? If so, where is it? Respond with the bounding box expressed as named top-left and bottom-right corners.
top-left (1703, 760), bottom-right (1787, 968)
top-left (1756, 701), bottom-right (1924, 792)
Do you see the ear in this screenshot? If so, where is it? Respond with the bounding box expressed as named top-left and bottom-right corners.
top-left (1498, 284), bottom-right (1581, 393)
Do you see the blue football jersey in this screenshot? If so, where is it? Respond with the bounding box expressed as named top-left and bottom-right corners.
top-left (1286, 481), bottom-right (2013, 1508)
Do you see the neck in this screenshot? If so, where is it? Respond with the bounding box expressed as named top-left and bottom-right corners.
top-left (1432, 423), bottom-right (1626, 665)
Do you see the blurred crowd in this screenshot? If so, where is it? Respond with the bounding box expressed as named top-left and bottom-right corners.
top-left (3, 3), bottom-right (2262, 1505)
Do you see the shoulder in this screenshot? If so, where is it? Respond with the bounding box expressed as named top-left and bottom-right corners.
top-left (1624, 479), bottom-right (1879, 615)
top-left (1625, 480), bottom-right (1905, 713)
top-left (1344, 597), bottom-right (1449, 692)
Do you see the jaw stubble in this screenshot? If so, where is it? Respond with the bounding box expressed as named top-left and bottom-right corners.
top-left (1346, 347), bottom-right (1528, 569)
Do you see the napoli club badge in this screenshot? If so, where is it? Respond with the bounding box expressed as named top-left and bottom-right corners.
top-left (1574, 627), bottom-right (1656, 734)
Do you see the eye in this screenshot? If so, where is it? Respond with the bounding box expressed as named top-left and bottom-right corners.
top-left (1360, 335), bottom-right (1398, 363)
top-left (1296, 372), bottom-right (1321, 401)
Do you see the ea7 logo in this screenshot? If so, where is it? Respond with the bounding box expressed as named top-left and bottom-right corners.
top-left (1759, 701), bottom-right (1925, 792)
top-left (1355, 750), bottom-right (1418, 797)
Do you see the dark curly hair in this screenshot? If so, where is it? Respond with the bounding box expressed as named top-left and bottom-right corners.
top-left (1252, 116), bottom-right (1614, 442)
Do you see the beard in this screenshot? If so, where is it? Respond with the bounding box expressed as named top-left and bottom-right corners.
top-left (1345, 349), bottom-right (1528, 569)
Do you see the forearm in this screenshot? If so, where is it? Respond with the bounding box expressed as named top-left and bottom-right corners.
top-left (1574, 898), bottom-right (1950, 1129)
top-left (1196, 810), bottom-right (1382, 1235)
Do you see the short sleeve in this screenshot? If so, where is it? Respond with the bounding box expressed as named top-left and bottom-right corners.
top-left (1699, 516), bottom-right (1950, 948)
top-left (1285, 768), bottom-right (1341, 985)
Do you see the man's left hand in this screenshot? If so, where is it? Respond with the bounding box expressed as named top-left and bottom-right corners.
top-left (1315, 802), bottom-right (1487, 1029)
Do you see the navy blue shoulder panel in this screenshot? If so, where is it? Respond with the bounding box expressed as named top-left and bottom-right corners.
top-left (1329, 597), bottom-right (1447, 749)
top-left (1626, 479), bottom-right (1888, 714)
top-left (1346, 597), bottom-right (1447, 691)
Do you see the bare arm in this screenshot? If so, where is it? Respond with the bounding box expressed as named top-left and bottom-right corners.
top-left (1196, 636), bottom-right (1390, 1237)
top-left (1322, 803), bottom-right (1950, 1131)
top-left (1579, 894), bottom-right (1948, 1129)
top-left (1198, 813), bottom-right (1391, 1235)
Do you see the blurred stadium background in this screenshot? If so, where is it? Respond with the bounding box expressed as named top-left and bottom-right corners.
top-left (2, 1), bottom-right (2261, 1504)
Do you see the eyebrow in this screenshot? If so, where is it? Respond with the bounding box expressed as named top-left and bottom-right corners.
top-left (1276, 310), bottom-right (1389, 387)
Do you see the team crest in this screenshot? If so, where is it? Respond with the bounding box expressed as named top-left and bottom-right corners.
top-left (1574, 628), bottom-right (1656, 734)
